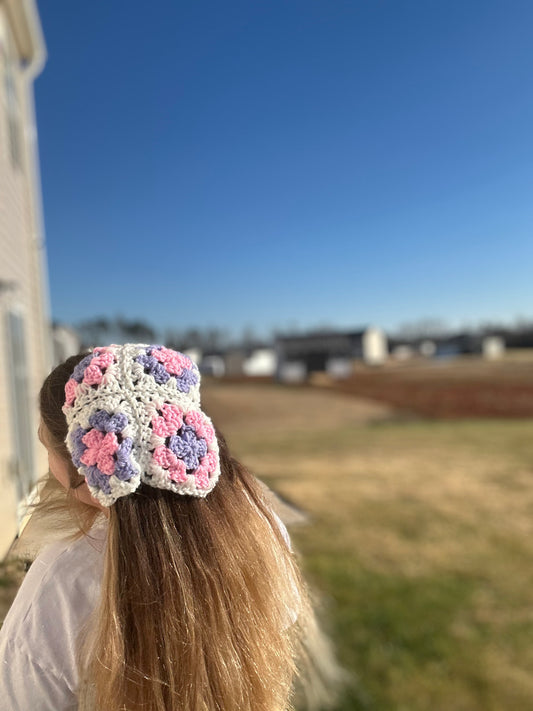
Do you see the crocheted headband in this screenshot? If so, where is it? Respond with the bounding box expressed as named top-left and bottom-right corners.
top-left (62, 343), bottom-right (220, 506)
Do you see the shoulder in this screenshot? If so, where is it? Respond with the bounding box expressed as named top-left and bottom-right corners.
top-left (0, 637), bottom-right (79, 711)
top-left (0, 521), bottom-right (107, 690)
top-left (35, 519), bottom-right (107, 577)
top-left (14, 521), bottom-right (107, 626)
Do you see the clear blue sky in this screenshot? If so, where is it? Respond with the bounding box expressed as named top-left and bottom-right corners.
top-left (35, 0), bottom-right (533, 340)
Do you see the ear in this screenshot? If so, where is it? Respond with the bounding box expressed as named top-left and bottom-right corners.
top-left (68, 464), bottom-right (86, 490)
top-left (70, 480), bottom-right (109, 514)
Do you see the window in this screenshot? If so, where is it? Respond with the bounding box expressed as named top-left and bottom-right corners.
top-left (5, 309), bottom-right (35, 501)
top-left (1, 31), bottom-right (22, 171)
top-left (5, 68), bottom-right (22, 170)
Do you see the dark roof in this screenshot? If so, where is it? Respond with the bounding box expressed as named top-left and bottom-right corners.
top-left (275, 327), bottom-right (374, 344)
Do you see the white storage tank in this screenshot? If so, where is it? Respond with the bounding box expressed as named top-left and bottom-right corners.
top-left (362, 327), bottom-right (388, 365)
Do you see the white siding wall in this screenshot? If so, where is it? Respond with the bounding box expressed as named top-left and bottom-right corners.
top-left (0, 6), bottom-right (50, 558)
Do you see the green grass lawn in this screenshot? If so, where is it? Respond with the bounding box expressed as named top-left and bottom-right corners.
top-left (4, 374), bottom-right (533, 710)
top-left (231, 416), bottom-right (533, 711)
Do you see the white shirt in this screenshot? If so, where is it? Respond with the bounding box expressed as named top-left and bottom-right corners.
top-left (0, 510), bottom-right (295, 710)
top-left (0, 522), bottom-right (107, 711)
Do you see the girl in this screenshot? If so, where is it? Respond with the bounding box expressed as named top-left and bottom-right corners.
top-left (0, 344), bottom-right (341, 711)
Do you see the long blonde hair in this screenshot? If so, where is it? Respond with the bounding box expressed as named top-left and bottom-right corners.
top-left (32, 353), bottom-right (344, 711)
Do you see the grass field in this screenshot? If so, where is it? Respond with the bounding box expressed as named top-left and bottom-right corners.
top-left (2, 373), bottom-right (532, 710)
top-left (202, 380), bottom-right (533, 711)
top-left (327, 353), bottom-right (533, 418)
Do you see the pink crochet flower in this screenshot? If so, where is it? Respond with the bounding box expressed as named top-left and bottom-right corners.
top-left (192, 451), bottom-right (219, 489)
top-left (169, 460), bottom-right (187, 483)
top-left (82, 351), bottom-right (115, 385)
top-left (80, 429), bottom-right (119, 476)
top-left (151, 403), bottom-right (184, 438)
top-left (152, 446), bottom-right (188, 483)
top-left (64, 378), bottom-right (78, 407)
top-left (151, 347), bottom-right (192, 376)
top-left (91, 351), bottom-right (115, 368)
top-left (152, 445), bottom-right (177, 468)
top-left (184, 411), bottom-right (215, 444)
top-left (83, 364), bottom-right (104, 385)
top-left (193, 465), bottom-right (210, 489)
top-left (202, 451), bottom-right (218, 473)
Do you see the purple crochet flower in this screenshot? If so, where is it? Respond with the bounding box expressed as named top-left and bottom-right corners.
top-left (114, 438), bottom-right (136, 481)
top-left (85, 465), bottom-right (113, 495)
top-left (70, 347), bottom-right (117, 386)
top-left (72, 355), bottom-right (93, 383)
top-left (135, 346), bottom-right (199, 393)
top-left (68, 409), bottom-right (136, 494)
top-left (168, 425), bottom-right (208, 471)
top-left (135, 353), bottom-right (170, 384)
top-left (175, 368), bottom-right (198, 393)
top-left (89, 411), bottom-right (128, 433)
top-left (70, 426), bottom-right (89, 468)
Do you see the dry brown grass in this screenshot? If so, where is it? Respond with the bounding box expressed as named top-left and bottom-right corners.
top-left (324, 353), bottom-right (533, 418)
top-left (202, 380), bottom-right (533, 711)
top-left (202, 379), bottom-right (393, 434)
top-left (3, 378), bottom-right (531, 709)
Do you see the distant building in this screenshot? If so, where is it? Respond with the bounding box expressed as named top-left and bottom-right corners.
top-left (325, 357), bottom-right (353, 379)
top-left (200, 354), bottom-right (225, 377)
top-left (389, 332), bottom-right (507, 360)
top-left (52, 323), bottom-right (80, 366)
top-left (242, 347), bottom-right (276, 377)
top-left (433, 333), bottom-right (506, 359)
top-left (278, 360), bottom-right (307, 384)
top-left (223, 348), bottom-right (247, 377)
top-left (0, 0), bottom-right (49, 557)
top-left (481, 336), bottom-right (505, 360)
top-left (183, 346), bottom-right (202, 365)
top-left (275, 326), bottom-right (388, 382)
top-left (390, 340), bottom-right (436, 360)
top-left (419, 340), bottom-right (437, 357)
top-left (391, 344), bottom-right (415, 360)
top-left (200, 344), bottom-right (277, 379)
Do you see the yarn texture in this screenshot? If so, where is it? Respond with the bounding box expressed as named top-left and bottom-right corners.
top-left (62, 344), bottom-right (220, 506)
